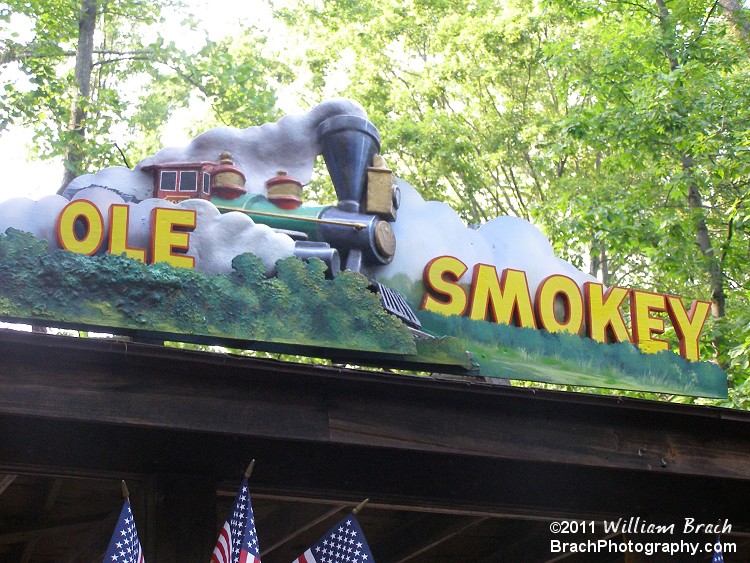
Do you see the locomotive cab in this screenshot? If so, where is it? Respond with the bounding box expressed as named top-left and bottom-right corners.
top-left (142, 152), bottom-right (246, 203)
top-left (144, 162), bottom-right (213, 203)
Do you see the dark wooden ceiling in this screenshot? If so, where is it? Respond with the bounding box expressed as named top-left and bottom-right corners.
top-left (2, 472), bottom-right (748, 563)
top-left (1, 329), bottom-right (749, 562)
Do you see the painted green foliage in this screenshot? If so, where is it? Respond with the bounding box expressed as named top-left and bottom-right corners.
top-left (2, 226), bottom-right (718, 395)
top-left (420, 310), bottom-right (726, 398)
top-left (381, 274), bottom-right (726, 398)
top-left (0, 229), bottom-right (416, 355)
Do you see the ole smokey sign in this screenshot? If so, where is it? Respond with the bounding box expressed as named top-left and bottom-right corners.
top-left (0, 100), bottom-right (726, 397)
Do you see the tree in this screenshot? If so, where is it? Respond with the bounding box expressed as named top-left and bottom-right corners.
top-left (63, 0), bottom-right (96, 190)
top-left (2, 0), bottom-right (169, 187)
top-left (276, 0), bottom-right (580, 222)
top-left (0, 1), bottom-right (289, 189)
top-left (547, 0), bottom-right (750, 404)
top-left (278, 0), bottom-right (750, 406)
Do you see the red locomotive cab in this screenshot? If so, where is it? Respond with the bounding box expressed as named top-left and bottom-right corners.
top-left (142, 153), bottom-right (246, 203)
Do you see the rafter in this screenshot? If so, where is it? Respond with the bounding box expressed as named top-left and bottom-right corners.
top-left (391, 516), bottom-right (490, 562)
top-left (260, 503), bottom-right (348, 557)
top-left (19, 478), bottom-right (63, 563)
top-left (0, 474), bottom-right (17, 496)
top-left (0, 512), bottom-right (111, 545)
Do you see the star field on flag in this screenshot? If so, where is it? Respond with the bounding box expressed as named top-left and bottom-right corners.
top-left (103, 499), bottom-right (145, 563)
top-left (292, 513), bottom-right (374, 563)
top-left (211, 478), bottom-right (261, 563)
top-left (712, 536), bottom-right (725, 563)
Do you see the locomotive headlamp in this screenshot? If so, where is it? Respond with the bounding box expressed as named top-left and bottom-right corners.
top-left (374, 221), bottom-right (396, 259)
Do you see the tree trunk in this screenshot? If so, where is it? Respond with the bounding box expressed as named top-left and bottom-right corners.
top-left (58, 0), bottom-right (97, 194)
top-left (589, 243), bottom-right (611, 286)
top-left (718, 0), bottom-right (750, 46)
top-left (599, 245), bottom-right (610, 286)
top-left (654, 0), bottom-right (725, 317)
top-left (589, 242), bottom-right (600, 279)
top-left (683, 156), bottom-right (726, 319)
top-left (653, 0), bottom-right (726, 366)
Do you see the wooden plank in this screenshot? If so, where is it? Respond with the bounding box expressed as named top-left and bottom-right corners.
top-left (0, 513), bottom-right (112, 544)
top-left (0, 475), bottom-right (16, 496)
top-left (142, 474), bottom-right (216, 562)
top-left (391, 517), bottom-right (490, 563)
top-left (371, 513), bottom-right (481, 562)
top-left (19, 478), bottom-right (63, 563)
top-left (1, 331), bottom-right (749, 483)
top-left (3, 414), bottom-right (750, 527)
top-left (0, 339), bottom-right (330, 442)
top-left (474, 521), bottom-right (561, 563)
top-left (326, 395), bottom-right (750, 481)
top-left (59, 507), bottom-right (120, 563)
top-left (260, 504), bottom-right (348, 557)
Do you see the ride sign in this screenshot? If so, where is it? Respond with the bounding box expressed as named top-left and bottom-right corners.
top-left (0, 99), bottom-right (727, 397)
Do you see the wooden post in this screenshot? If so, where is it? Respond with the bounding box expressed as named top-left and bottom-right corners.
top-left (140, 474), bottom-right (216, 561)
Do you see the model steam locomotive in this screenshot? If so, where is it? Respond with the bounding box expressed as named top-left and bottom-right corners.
top-left (138, 114), bottom-right (419, 329)
top-left (141, 115), bottom-right (401, 279)
top-left (61, 114), bottom-right (418, 328)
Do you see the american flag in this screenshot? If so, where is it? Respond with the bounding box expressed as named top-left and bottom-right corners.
top-left (103, 499), bottom-right (145, 563)
top-left (292, 514), bottom-right (374, 563)
top-left (212, 478), bottom-right (261, 563)
top-left (712, 536), bottom-right (724, 563)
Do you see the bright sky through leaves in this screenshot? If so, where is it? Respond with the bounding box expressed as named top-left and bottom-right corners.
top-left (0, 0), bottom-right (281, 202)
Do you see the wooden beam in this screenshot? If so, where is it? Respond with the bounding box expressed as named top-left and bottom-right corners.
top-left (369, 513), bottom-right (433, 561)
top-left (248, 492), bottom-right (598, 521)
top-left (60, 507), bottom-right (120, 563)
top-left (0, 474), bottom-right (16, 496)
top-left (0, 512), bottom-right (112, 544)
top-left (474, 521), bottom-right (556, 563)
top-left (391, 516), bottom-right (490, 562)
top-left (19, 478), bottom-right (63, 563)
top-left (0, 330), bottom-right (748, 482)
top-left (326, 395), bottom-right (750, 479)
top-left (261, 504), bottom-right (348, 557)
top-left (142, 474), bottom-right (216, 562)
top-left (3, 414), bottom-right (750, 528)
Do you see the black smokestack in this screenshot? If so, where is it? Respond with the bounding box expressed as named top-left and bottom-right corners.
top-left (317, 115), bottom-right (380, 212)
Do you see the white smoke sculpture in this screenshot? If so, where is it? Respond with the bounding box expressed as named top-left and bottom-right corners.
top-left (377, 180), bottom-right (596, 295)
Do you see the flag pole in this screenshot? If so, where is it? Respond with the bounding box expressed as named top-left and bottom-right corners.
top-left (353, 498), bottom-right (369, 515)
top-left (121, 480), bottom-right (130, 500)
top-left (244, 459), bottom-right (256, 480)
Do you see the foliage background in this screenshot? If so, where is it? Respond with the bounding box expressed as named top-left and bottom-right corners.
top-left (273, 0), bottom-right (750, 409)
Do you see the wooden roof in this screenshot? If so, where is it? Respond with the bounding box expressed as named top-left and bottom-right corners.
top-left (0, 328), bottom-right (749, 561)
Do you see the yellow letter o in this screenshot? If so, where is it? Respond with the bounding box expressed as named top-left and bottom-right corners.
top-left (535, 275), bottom-right (584, 334)
top-left (56, 200), bottom-right (105, 256)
